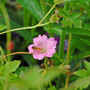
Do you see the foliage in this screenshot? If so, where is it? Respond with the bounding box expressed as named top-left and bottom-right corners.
top-left (0, 25), bottom-right (6, 31)
top-left (61, 61), bottom-right (90, 90)
top-left (0, 0), bottom-right (90, 90)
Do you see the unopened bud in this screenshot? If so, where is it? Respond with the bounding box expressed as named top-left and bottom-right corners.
top-left (65, 65), bottom-right (70, 69)
top-left (55, 9), bottom-right (59, 15)
top-left (7, 41), bottom-right (14, 51)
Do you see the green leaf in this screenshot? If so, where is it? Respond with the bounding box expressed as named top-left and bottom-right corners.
top-left (72, 36), bottom-right (90, 51)
top-left (75, 76), bottom-right (90, 89)
top-left (44, 24), bottom-right (62, 35)
top-left (61, 76), bottom-right (90, 90)
top-left (84, 61), bottom-right (90, 74)
top-left (74, 70), bottom-right (88, 78)
top-left (71, 35), bottom-right (90, 51)
top-left (4, 60), bottom-right (21, 74)
top-left (54, 0), bottom-right (90, 5)
top-left (54, 0), bottom-right (64, 5)
top-left (73, 51), bottom-right (90, 60)
top-left (13, 65), bottom-right (64, 89)
top-left (15, 67), bottom-right (29, 75)
top-left (81, 39), bottom-right (90, 46)
top-left (71, 0), bottom-right (90, 3)
top-left (0, 25), bottom-right (6, 31)
top-left (10, 20), bottom-right (33, 43)
top-left (17, 0), bottom-right (44, 21)
top-left (62, 28), bottom-right (90, 36)
top-left (48, 85), bottom-right (56, 90)
top-left (59, 11), bottom-right (82, 28)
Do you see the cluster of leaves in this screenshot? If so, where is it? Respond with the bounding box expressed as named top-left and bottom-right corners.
top-left (0, 59), bottom-right (20, 90)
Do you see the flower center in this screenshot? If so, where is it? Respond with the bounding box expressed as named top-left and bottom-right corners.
top-left (32, 46), bottom-right (46, 53)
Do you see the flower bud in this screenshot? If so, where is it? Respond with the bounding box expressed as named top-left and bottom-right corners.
top-left (7, 41), bottom-right (14, 51)
top-left (65, 65), bottom-right (70, 69)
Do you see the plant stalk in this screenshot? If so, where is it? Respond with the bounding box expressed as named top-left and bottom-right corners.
top-left (67, 33), bottom-right (72, 65)
top-left (0, 22), bottom-right (50, 35)
top-left (45, 57), bottom-right (47, 70)
top-left (59, 30), bottom-right (66, 59)
top-left (0, 3), bottom-right (11, 60)
top-left (0, 46), bottom-right (7, 63)
top-left (38, 4), bottom-right (56, 25)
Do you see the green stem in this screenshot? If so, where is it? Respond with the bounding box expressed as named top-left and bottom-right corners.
top-left (38, 4), bottom-right (56, 25)
top-left (65, 33), bottom-right (72, 88)
top-left (45, 57), bottom-right (47, 70)
top-left (67, 33), bottom-right (72, 65)
top-left (0, 22), bottom-right (50, 35)
top-left (59, 31), bottom-right (66, 59)
top-left (0, 52), bottom-right (29, 60)
top-left (0, 46), bottom-right (7, 63)
top-left (0, 3), bottom-right (11, 61)
top-left (64, 2), bottom-right (71, 88)
top-left (65, 74), bottom-right (70, 88)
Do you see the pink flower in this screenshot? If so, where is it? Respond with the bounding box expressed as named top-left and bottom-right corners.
top-left (28, 35), bottom-right (57, 60)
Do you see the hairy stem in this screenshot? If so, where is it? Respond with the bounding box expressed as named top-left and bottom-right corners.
top-left (0, 22), bottom-right (50, 35)
top-left (0, 52), bottom-right (29, 60)
top-left (38, 4), bottom-right (56, 25)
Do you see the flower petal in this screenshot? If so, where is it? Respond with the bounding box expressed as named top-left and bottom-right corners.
top-left (33, 53), bottom-right (45, 60)
top-left (42, 35), bottom-right (48, 41)
top-left (46, 38), bottom-right (57, 49)
top-left (46, 49), bottom-right (56, 57)
top-left (28, 44), bottom-right (35, 53)
top-left (33, 35), bottom-right (47, 45)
